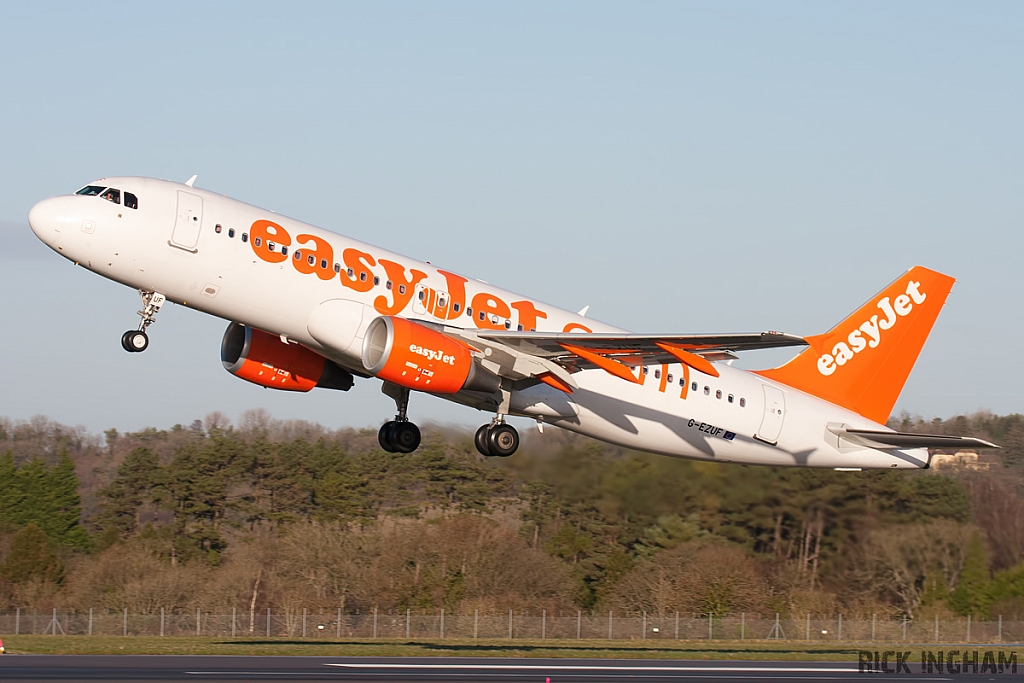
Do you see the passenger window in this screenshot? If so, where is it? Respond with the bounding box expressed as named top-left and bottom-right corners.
top-left (466, 307), bottom-right (473, 317)
top-left (215, 224), bottom-right (222, 234)
top-left (504, 320), bottom-right (511, 329)
top-left (242, 233), bottom-right (248, 243)
top-left (294, 250), bottom-right (302, 261)
top-left (716, 390), bottom-right (722, 399)
top-left (76, 185), bottom-right (106, 196)
top-left (228, 228), bottom-right (235, 238)
top-left (373, 276), bottom-right (380, 286)
top-left (334, 263), bottom-right (341, 273)
top-left (691, 382), bottom-right (698, 391)
top-left (268, 242), bottom-right (276, 251)
top-left (654, 369), bottom-right (661, 379)
top-left (321, 259), bottom-right (328, 269)
top-left (453, 302), bottom-right (461, 313)
top-left (478, 311), bottom-right (485, 321)
top-left (418, 290), bottom-right (425, 301)
top-left (704, 386), bottom-right (710, 395)
top-left (347, 268), bottom-right (354, 277)
top-left (728, 394), bottom-right (734, 403)
top-left (642, 367), bottom-right (648, 375)
top-left (124, 192), bottom-right (138, 209)
top-left (667, 374), bottom-right (673, 383)
top-left (386, 280), bottom-right (393, 290)
top-left (307, 254), bottom-right (315, 265)
top-left (740, 398), bottom-right (746, 407)
top-left (517, 324), bottom-right (524, 331)
top-left (281, 247), bottom-right (288, 257)
top-left (101, 188), bottom-right (120, 204)
top-left (399, 285), bottom-right (406, 295)
top-left (359, 272), bottom-right (367, 282)
top-left (254, 237), bottom-right (262, 247)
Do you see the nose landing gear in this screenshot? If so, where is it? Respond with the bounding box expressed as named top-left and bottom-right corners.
top-left (121, 291), bottom-right (165, 353)
top-left (378, 383), bottom-right (422, 454)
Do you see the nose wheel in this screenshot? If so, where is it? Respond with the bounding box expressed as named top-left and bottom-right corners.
top-left (121, 290), bottom-right (165, 353)
top-left (475, 422), bottom-right (519, 457)
top-left (121, 330), bottom-right (149, 353)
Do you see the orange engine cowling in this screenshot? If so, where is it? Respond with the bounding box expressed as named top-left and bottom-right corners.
top-left (221, 323), bottom-right (354, 392)
top-left (361, 316), bottom-right (500, 394)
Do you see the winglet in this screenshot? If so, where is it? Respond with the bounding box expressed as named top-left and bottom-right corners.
top-left (185, 175), bottom-right (197, 187)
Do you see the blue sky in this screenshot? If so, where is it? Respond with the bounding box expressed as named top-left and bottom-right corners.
top-left (1, 2), bottom-right (1021, 434)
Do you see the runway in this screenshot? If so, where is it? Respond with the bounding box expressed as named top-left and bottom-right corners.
top-left (0, 655), bottom-right (1007, 682)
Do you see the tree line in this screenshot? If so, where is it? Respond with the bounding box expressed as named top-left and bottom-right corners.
top-left (1, 410), bottom-right (1024, 620)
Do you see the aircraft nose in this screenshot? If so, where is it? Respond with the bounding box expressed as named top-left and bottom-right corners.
top-left (28, 197), bottom-right (65, 248)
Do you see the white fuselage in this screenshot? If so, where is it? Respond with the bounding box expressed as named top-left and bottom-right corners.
top-left (28, 177), bottom-right (926, 469)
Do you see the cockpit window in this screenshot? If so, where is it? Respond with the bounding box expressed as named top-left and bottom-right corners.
top-left (101, 188), bottom-right (120, 204)
top-left (76, 185), bottom-right (106, 196)
top-left (124, 192), bottom-right (138, 209)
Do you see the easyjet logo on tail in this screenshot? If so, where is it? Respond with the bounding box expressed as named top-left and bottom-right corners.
top-left (757, 266), bottom-right (955, 424)
top-left (817, 280), bottom-right (927, 376)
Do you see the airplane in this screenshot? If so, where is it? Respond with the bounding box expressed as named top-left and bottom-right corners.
top-left (27, 176), bottom-right (996, 468)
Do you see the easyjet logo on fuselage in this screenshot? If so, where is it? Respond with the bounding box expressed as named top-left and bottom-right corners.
top-left (246, 219), bottom-right (592, 334)
top-left (816, 280), bottom-right (927, 376)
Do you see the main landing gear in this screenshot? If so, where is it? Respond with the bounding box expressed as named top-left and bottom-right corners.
top-left (378, 383), bottom-right (421, 454)
top-left (375, 382), bottom-right (520, 458)
top-left (121, 291), bottom-right (166, 353)
top-left (474, 420), bottom-right (520, 458)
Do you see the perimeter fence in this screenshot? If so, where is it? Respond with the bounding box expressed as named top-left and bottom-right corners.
top-left (2, 609), bottom-right (1023, 643)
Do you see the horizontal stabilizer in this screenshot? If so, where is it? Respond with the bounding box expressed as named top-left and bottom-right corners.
top-left (834, 427), bottom-right (999, 450)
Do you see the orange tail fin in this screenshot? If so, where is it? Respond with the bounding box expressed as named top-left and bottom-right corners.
top-left (757, 266), bottom-right (955, 423)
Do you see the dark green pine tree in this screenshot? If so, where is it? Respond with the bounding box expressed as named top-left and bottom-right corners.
top-left (3, 453), bottom-right (89, 548)
top-left (43, 452), bottom-right (90, 548)
top-left (949, 532), bottom-right (992, 618)
top-left (0, 522), bottom-right (64, 584)
top-left (97, 447), bottom-right (160, 539)
top-left (0, 452), bottom-right (24, 530)
top-left (10, 457), bottom-right (49, 528)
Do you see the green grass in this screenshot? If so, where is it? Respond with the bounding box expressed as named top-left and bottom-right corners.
top-left (0, 636), bottom-right (999, 659)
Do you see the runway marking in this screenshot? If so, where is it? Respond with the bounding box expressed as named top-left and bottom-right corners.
top-left (325, 663), bottom-right (859, 672)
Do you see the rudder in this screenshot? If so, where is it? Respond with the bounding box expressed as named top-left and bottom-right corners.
top-left (757, 266), bottom-right (955, 424)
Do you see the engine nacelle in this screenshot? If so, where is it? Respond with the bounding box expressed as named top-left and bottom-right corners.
top-left (361, 316), bottom-right (500, 394)
top-left (221, 323), bottom-right (353, 392)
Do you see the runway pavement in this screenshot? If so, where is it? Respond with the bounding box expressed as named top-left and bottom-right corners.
top-left (0, 654), bottom-right (1013, 682)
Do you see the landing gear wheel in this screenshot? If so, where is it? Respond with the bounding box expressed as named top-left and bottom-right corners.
top-left (474, 425), bottom-right (493, 457)
top-left (378, 420), bottom-right (420, 453)
top-left (378, 421), bottom-right (396, 452)
top-left (486, 424), bottom-right (519, 458)
top-left (121, 330), bottom-right (149, 353)
top-left (392, 422), bottom-right (421, 453)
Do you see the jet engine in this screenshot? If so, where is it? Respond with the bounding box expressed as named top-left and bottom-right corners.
top-left (361, 316), bottom-right (500, 394)
top-left (221, 323), bottom-right (353, 392)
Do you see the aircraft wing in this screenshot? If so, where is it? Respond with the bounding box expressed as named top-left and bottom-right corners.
top-left (474, 331), bottom-right (806, 361)
top-left (440, 327), bottom-right (806, 390)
